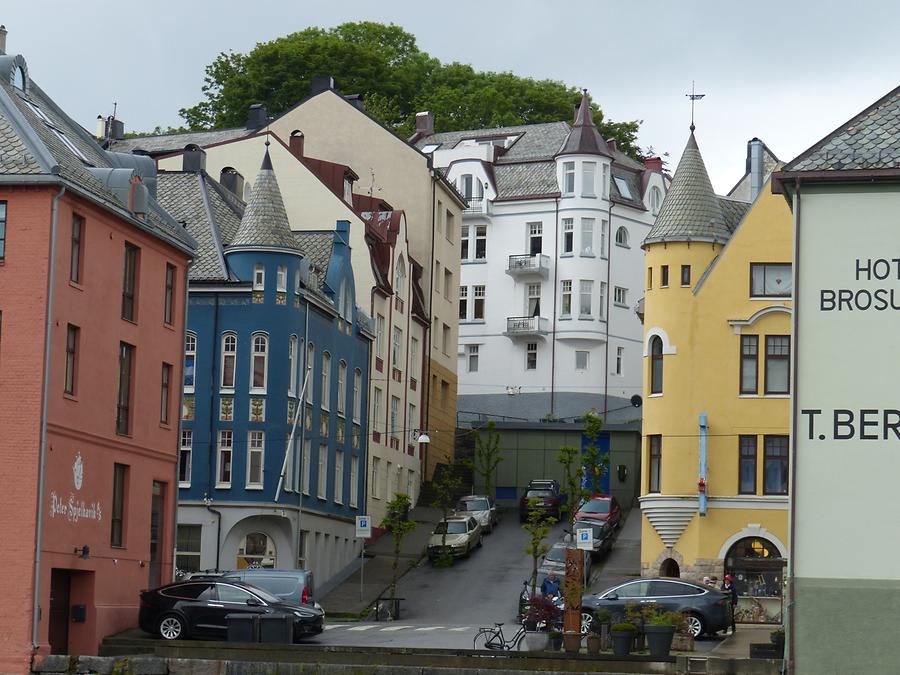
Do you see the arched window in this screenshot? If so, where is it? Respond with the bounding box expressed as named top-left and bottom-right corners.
top-left (650, 186), bottom-right (662, 215)
top-left (321, 352), bottom-right (331, 411)
top-left (251, 333), bottom-right (268, 392)
top-left (724, 537), bottom-right (785, 613)
top-left (221, 333), bottom-right (237, 390)
top-left (184, 333), bottom-right (197, 392)
top-left (615, 226), bottom-right (630, 248)
top-left (395, 257), bottom-right (406, 301)
top-left (237, 532), bottom-right (276, 569)
top-left (13, 66), bottom-right (25, 91)
top-left (650, 336), bottom-right (663, 394)
top-left (353, 368), bottom-right (362, 422)
top-left (344, 283), bottom-right (353, 323)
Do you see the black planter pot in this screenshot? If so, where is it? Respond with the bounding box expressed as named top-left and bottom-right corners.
top-left (548, 633), bottom-right (563, 651)
top-left (611, 630), bottom-right (635, 657)
top-left (644, 624), bottom-right (676, 658)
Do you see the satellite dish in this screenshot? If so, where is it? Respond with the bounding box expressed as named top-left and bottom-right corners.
top-left (630, 395), bottom-right (643, 408)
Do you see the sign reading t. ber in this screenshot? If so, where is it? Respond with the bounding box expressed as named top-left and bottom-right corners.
top-left (794, 187), bottom-right (900, 582)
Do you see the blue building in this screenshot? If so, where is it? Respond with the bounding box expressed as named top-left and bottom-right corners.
top-left (157, 147), bottom-right (372, 588)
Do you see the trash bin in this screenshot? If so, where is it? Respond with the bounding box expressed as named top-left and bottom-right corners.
top-left (259, 613), bottom-right (294, 644)
top-left (226, 613), bottom-right (259, 643)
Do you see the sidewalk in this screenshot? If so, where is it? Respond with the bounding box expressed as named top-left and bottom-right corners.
top-left (709, 623), bottom-right (775, 658)
top-left (320, 506), bottom-right (442, 617)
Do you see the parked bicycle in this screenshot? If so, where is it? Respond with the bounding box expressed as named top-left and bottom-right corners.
top-left (472, 621), bottom-right (527, 651)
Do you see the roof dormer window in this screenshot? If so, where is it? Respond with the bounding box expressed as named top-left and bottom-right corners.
top-left (613, 175), bottom-right (632, 199)
top-left (13, 66), bottom-right (24, 91)
top-left (343, 176), bottom-right (353, 204)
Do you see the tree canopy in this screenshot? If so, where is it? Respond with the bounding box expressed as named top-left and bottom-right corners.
top-left (179, 22), bottom-right (641, 157)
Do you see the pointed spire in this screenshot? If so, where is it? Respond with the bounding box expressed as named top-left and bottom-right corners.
top-left (556, 89), bottom-right (611, 158)
top-left (229, 148), bottom-right (300, 250)
top-left (644, 132), bottom-right (731, 246)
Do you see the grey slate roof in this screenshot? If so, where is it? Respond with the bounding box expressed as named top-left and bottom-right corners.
top-left (229, 149), bottom-right (301, 250)
top-left (419, 122), bottom-right (571, 165)
top-left (156, 171), bottom-right (244, 281)
top-left (717, 196), bottom-right (751, 232)
top-left (783, 84), bottom-right (900, 172)
top-left (0, 55), bottom-right (195, 254)
top-left (292, 232), bottom-right (334, 288)
top-left (644, 133), bottom-right (733, 245)
top-left (108, 127), bottom-right (250, 156)
top-left (493, 161), bottom-right (559, 200)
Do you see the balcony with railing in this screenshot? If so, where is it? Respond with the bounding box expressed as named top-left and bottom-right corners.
top-left (462, 198), bottom-right (491, 217)
top-left (506, 253), bottom-right (550, 278)
top-left (504, 316), bottom-right (550, 338)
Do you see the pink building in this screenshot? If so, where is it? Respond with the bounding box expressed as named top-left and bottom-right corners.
top-left (0, 34), bottom-right (195, 669)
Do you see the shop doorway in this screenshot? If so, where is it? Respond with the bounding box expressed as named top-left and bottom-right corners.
top-left (237, 532), bottom-right (276, 569)
top-left (48, 569), bottom-right (70, 654)
top-left (659, 558), bottom-right (680, 577)
top-left (724, 536), bottom-right (785, 623)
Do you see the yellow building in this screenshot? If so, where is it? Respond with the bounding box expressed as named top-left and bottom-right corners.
top-left (640, 134), bottom-right (792, 624)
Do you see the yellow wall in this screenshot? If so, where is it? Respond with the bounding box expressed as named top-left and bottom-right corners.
top-left (640, 184), bottom-right (792, 577)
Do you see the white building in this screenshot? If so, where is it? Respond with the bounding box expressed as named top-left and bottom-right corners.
top-left (414, 92), bottom-right (666, 420)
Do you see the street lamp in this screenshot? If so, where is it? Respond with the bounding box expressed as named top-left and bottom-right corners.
top-left (410, 429), bottom-right (431, 444)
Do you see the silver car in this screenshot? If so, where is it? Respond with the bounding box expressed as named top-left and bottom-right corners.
top-left (453, 495), bottom-right (498, 533)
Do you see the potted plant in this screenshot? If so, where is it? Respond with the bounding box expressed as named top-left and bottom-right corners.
top-left (548, 629), bottom-right (563, 652)
top-left (644, 610), bottom-right (682, 658)
top-left (586, 621), bottom-right (603, 656)
top-left (771, 627), bottom-right (785, 657)
top-left (610, 622), bottom-right (637, 657)
top-left (563, 630), bottom-right (581, 654)
top-left (592, 608), bottom-right (612, 650)
top-left (522, 594), bottom-right (558, 651)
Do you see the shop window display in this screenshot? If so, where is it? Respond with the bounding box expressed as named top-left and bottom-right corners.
top-left (724, 536), bottom-right (785, 624)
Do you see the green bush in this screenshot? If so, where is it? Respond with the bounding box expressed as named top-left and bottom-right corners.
top-left (611, 622), bottom-right (637, 632)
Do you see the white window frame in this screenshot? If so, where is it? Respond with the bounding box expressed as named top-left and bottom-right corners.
top-left (246, 430), bottom-right (264, 489)
top-left (526, 342), bottom-right (538, 370)
top-left (390, 396), bottom-right (400, 438)
top-left (373, 387), bottom-right (383, 434)
top-left (179, 429), bottom-right (192, 487)
top-left (276, 265), bottom-right (287, 293)
top-left (562, 218), bottom-right (574, 254)
top-left (372, 457), bottom-right (381, 499)
top-left (337, 360), bottom-right (347, 416)
top-left (410, 338), bottom-right (420, 381)
top-left (216, 430), bottom-right (233, 487)
top-left (579, 280), bottom-right (593, 318)
top-left (184, 333), bottom-right (196, 394)
top-left (460, 224), bottom-right (470, 260)
top-left (599, 281), bottom-right (607, 318)
top-left (614, 286), bottom-right (628, 307)
top-left (528, 222), bottom-right (543, 254)
top-left (601, 219), bottom-right (608, 256)
top-left (580, 218), bottom-right (595, 256)
top-left (475, 225), bottom-right (487, 260)
top-left (615, 226), bottom-right (630, 248)
top-left (334, 450), bottom-right (344, 504)
top-left (582, 161), bottom-right (596, 197)
top-left (353, 368), bottom-right (362, 422)
top-left (394, 258), bottom-right (406, 301)
top-left (321, 352), bottom-right (331, 411)
top-left (253, 264), bottom-right (265, 291)
top-left (576, 350), bottom-right (590, 371)
top-left (473, 285), bottom-right (485, 320)
top-left (221, 332), bottom-right (237, 392)
top-left (288, 335), bottom-right (298, 395)
top-left (615, 346), bottom-right (624, 375)
top-left (467, 344), bottom-right (479, 373)
top-left (318, 444), bottom-right (327, 499)
top-left (650, 186), bottom-right (662, 215)
top-left (526, 282), bottom-right (541, 317)
top-left (302, 440), bottom-right (311, 495)
top-left (561, 280), bottom-right (572, 317)
top-left (376, 314), bottom-right (385, 358)
top-left (305, 343), bottom-right (314, 404)
top-left (250, 333), bottom-right (268, 393)
top-left (563, 161), bottom-right (575, 195)
top-left (601, 163), bottom-right (609, 199)
top-left (459, 285), bottom-right (468, 321)
top-left (392, 326), bottom-right (402, 366)
top-left (349, 456), bottom-right (359, 508)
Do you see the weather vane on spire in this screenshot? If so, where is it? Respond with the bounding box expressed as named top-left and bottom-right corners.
top-left (686, 81), bottom-right (705, 133)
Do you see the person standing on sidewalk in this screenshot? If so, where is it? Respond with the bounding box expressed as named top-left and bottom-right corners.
top-left (722, 574), bottom-right (738, 633)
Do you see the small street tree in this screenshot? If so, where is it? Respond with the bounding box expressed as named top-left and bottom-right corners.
top-left (467, 421), bottom-right (504, 497)
top-left (523, 500), bottom-right (555, 600)
top-left (431, 463), bottom-right (463, 566)
top-left (380, 493), bottom-right (416, 606)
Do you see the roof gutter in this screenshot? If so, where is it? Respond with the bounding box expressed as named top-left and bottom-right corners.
top-left (32, 184), bottom-right (66, 652)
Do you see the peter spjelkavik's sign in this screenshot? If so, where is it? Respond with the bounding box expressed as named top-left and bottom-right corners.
top-left (48, 453), bottom-right (103, 524)
top-left (793, 188), bottom-right (900, 675)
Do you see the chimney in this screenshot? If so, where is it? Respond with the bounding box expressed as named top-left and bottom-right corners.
top-left (109, 118), bottom-right (125, 140)
top-left (643, 156), bottom-right (663, 172)
top-left (182, 144), bottom-right (206, 173)
top-left (415, 111), bottom-right (434, 137)
top-left (344, 94), bottom-right (365, 111)
top-left (220, 167), bottom-right (244, 198)
top-left (606, 138), bottom-right (618, 153)
top-left (748, 138), bottom-right (764, 200)
top-left (289, 131), bottom-right (304, 157)
top-left (310, 76), bottom-right (334, 96)
top-left (0, 26), bottom-right (7, 56)
top-left (246, 103), bottom-right (268, 131)
top-left (96, 115), bottom-right (106, 140)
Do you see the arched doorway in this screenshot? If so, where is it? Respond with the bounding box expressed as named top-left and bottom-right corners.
top-left (659, 558), bottom-right (680, 577)
top-left (724, 536), bottom-right (785, 623)
top-left (237, 532), bottom-right (276, 569)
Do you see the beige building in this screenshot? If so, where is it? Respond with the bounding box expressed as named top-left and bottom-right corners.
top-left (268, 83), bottom-right (466, 480)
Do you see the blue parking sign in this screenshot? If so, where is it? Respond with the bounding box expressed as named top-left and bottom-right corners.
top-left (576, 528), bottom-right (592, 551)
top-left (356, 516), bottom-right (371, 538)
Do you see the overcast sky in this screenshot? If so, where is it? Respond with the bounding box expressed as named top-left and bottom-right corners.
top-left (5, 1), bottom-right (899, 192)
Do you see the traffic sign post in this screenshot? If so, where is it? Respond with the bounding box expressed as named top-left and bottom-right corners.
top-left (576, 528), bottom-right (592, 550)
top-left (356, 516), bottom-right (371, 601)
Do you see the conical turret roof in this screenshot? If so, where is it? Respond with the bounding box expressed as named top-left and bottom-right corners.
top-left (556, 90), bottom-right (611, 158)
top-left (644, 133), bottom-right (731, 245)
top-left (229, 148), bottom-right (300, 250)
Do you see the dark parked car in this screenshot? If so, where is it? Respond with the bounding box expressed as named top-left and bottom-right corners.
top-left (574, 495), bottom-right (622, 529)
top-left (539, 541), bottom-right (592, 583)
top-left (139, 579), bottom-right (324, 642)
top-left (220, 568), bottom-right (318, 609)
top-left (571, 519), bottom-right (614, 559)
top-left (581, 578), bottom-right (732, 637)
top-left (519, 480), bottom-right (566, 522)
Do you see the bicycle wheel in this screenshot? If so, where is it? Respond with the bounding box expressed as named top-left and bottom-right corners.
top-left (513, 628), bottom-right (528, 651)
top-left (473, 628), bottom-right (502, 651)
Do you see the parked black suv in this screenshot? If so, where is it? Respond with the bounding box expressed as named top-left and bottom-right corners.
top-left (519, 479), bottom-right (566, 522)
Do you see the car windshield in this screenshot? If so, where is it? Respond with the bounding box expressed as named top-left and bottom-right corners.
top-left (525, 489), bottom-right (552, 498)
top-left (545, 546), bottom-right (567, 563)
top-left (458, 499), bottom-right (489, 511)
top-left (580, 499), bottom-right (611, 514)
top-left (435, 521), bottom-right (467, 534)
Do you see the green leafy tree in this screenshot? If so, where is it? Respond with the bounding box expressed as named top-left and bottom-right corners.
top-left (178, 22), bottom-right (641, 157)
top-left (467, 421), bottom-right (504, 498)
top-left (523, 500), bottom-right (555, 599)
top-left (431, 463), bottom-right (463, 567)
top-left (380, 493), bottom-right (416, 602)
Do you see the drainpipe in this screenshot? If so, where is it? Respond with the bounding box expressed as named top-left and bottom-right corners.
top-left (172, 261), bottom-right (191, 583)
top-left (32, 185), bottom-right (66, 651)
top-left (295, 304), bottom-right (310, 566)
top-left (786, 180), bottom-right (802, 675)
top-left (423, 175), bottom-right (437, 478)
top-left (205, 291), bottom-right (221, 570)
top-left (603, 202), bottom-right (614, 417)
top-left (698, 412), bottom-right (708, 517)
top-left (549, 197), bottom-right (559, 418)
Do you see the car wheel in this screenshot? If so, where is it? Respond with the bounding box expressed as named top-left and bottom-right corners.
top-left (685, 612), bottom-right (705, 638)
top-left (157, 613), bottom-right (186, 641)
top-left (580, 612), bottom-right (594, 635)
